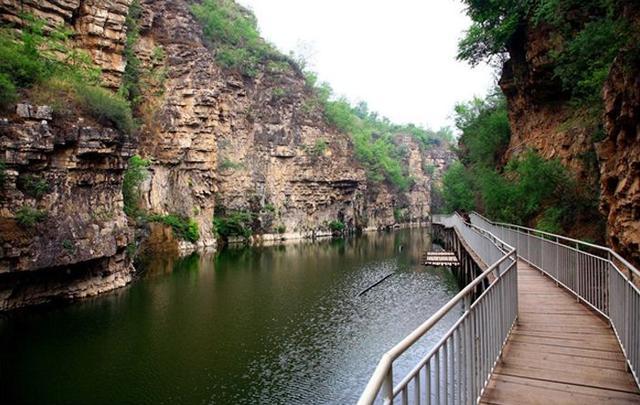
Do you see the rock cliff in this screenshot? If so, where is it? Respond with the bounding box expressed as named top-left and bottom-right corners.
top-left (498, 7), bottom-right (640, 263)
top-left (599, 6), bottom-right (640, 266)
top-left (0, 104), bottom-right (134, 310)
top-left (0, 0), bottom-right (451, 309)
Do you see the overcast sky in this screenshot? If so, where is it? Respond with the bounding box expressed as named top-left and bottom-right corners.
top-left (237, 0), bottom-right (496, 130)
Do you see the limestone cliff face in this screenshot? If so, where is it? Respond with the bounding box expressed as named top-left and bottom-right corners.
top-left (132, 0), bottom-right (220, 249)
top-left (0, 104), bottom-right (134, 310)
top-left (0, 1), bottom-right (135, 309)
top-left (0, 0), bottom-right (450, 309)
top-left (0, 0), bottom-right (132, 88)
top-left (499, 24), bottom-right (595, 182)
top-left (134, 0), bottom-right (447, 244)
top-left (499, 9), bottom-right (640, 264)
top-left (599, 25), bottom-right (640, 267)
top-left (360, 136), bottom-right (453, 231)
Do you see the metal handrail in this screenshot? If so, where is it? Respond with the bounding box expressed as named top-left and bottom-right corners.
top-left (470, 211), bottom-right (640, 389)
top-left (470, 211), bottom-right (640, 279)
top-left (358, 214), bottom-right (518, 404)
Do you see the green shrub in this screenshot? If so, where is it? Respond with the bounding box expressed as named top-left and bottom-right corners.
top-left (275, 224), bottom-right (286, 234)
top-left (18, 174), bottom-right (49, 198)
top-left (442, 161), bottom-right (475, 213)
top-left (126, 242), bottom-right (137, 258)
top-left (455, 92), bottom-right (510, 168)
top-left (120, 0), bottom-right (142, 105)
top-left (62, 239), bottom-right (75, 253)
top-left (191, 0), bottom-right (277, 76)
top-left (264, 203), bottom-right (276, 212)
top-left (423, 163), bottom-right (436, 176)
top-left (0, 160), bottom-right (6, 187)
top-left (213, 211), bottom-right (254, 238)
top-left (16, 206), bottom-right (47, 227)
top-left (309, 139), bottom-right (328, 156)
top-left (0, 72), bottom-right (17, 107)
top-left (122, 155), bottom-right (150, 216)
top-left (536, 207), bottom-right (564, 234)
top-left (218, 158), bottom-right (243, 171)
top-left (328, 220), bottom-right (345, 233)
top-left (457, 0), bottom-right (635, 107)
top-left (77, 84), bottom-right (135, 134)
top-left (0, 16), bottom-right (134, 132)
top-left (148, 214), bottom-right (200, 242)
top-left (271, 87), bottom-right (286, 98)
top-left (393, 208), bottom-right (404, 223)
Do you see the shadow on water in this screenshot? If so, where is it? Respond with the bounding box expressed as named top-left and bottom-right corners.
top-left (0, 229), bottom-right (461, 405)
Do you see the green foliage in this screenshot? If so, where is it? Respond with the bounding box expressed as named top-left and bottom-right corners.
top-left (423, 163), bottom-right (436, 176)
top-left (271, 87), bottom-right (286, 99)
top-left (445, 89), bottom-right (599, 232)
top-left (263, 203), bottom-right (276, 212)
top-left (77, 84), bottom-right (135, 133)
top-left (309, 139), bottom-right (328, 156)
top-left (275, 224), bottom-right (286, 234)
top-left (126, 242), bottom-right (137, 258)
top-left (218, 158), bottom-right (244, 171)
top-left (455, 91), bottom-right (511, 168)
top-left (328, 220), bottom-right (345, 233)
top-left (536, 206), bottom-right (564, 234)
top-left (120, 0), bottom-right (142, 104)
top-left (122, 155), bottom-right (150, 216)
top-left (15, 206), bottom-right (46, 227)
top-left (0, 16), bottom-right (134, 132)
top-left (191, 0), bottom-right (278, 76)
top-left (442, 161), bottom-right (475, 213)
top-left (213, 211), bottom-right (254, 238)
top-left (0, 72), bottom-right (17, 107)
top-left (62, 239), bottom-right (75, 253)
top-left (0, 160), bottom-right (6, 187)
top-left (552, 17), bottom-right (626, 104)
top-left (393, 208), bottom-right (405, 223)
top-left (148, 214), bottom-right (200, 242)
top-left (458, 0), bottom-right (635, 106)
top-left (301, 81), bottom-right (451, 190)
top-left (18, 174), bottom-right (49, 198)
top-left (267, 60), bottom-right (290, 74)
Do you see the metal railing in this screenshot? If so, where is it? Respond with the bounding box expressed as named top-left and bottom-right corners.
top-left (358, 214), bottom-right (518, 404)
top-left (470, 212), bottom-right (640, 389)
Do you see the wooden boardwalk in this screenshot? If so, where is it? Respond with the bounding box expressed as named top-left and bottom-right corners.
top-left (481, 260), bottom-right (640, 404)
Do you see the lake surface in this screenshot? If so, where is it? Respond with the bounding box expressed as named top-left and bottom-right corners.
top-left (0, 229), bottom-right (461, 404)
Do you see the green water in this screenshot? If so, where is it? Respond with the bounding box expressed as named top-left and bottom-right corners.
top-left (0, 229), bottom-right (460, 404)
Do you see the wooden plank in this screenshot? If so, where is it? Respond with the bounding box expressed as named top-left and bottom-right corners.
top-left (479, 259), bottom-right (640, 403)
top-left (482, 374), bottom-right (640, 405)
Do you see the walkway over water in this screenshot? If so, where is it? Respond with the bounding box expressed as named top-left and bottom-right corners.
top-left (482, 260), bottom-right (640, 404)
top-left (359, 212), bottom-right (640, 405)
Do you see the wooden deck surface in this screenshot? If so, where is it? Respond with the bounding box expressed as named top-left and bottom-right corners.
top-left (481, 260), bottom-right (640, 404)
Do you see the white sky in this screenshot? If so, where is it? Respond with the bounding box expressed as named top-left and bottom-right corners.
top-left (237, 0), bottom-right (496, 130)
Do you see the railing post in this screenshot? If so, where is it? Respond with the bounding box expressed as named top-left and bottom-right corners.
top-left (383, 366), bottom-right (393, 404)
top-left (576, 242), bottom-right (580, 302)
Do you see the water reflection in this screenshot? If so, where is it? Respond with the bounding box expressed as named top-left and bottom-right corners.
top-left (0, 229), bottom-right (460, 405)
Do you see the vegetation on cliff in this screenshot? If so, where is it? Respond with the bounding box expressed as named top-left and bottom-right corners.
top-left (0, 16), bottom-right (134, 133)
top-left (213, 211), bottom-right (254, 239)
top-left (442, 91), bottom-right (598, 234)
top-left (458, 0), bottom-right (638, 106)
top-left (191, 0), bottom-right (452, 193)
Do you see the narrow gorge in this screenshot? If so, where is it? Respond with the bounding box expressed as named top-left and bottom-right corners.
top-left (0, 0), bottom-right (453, 310)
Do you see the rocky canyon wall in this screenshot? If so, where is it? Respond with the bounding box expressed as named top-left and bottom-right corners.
top-left (498, 7), bottom-right (640, 265)
top-left (0, 1), bottom-right (135, 309)
top-left (0, 0), bottom-right (451, 309)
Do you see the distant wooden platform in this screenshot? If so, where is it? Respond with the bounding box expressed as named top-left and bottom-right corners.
top-left (481, 260), bottom-right (640, 404)
top-left (424, 251), bottom-right (459, 266)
